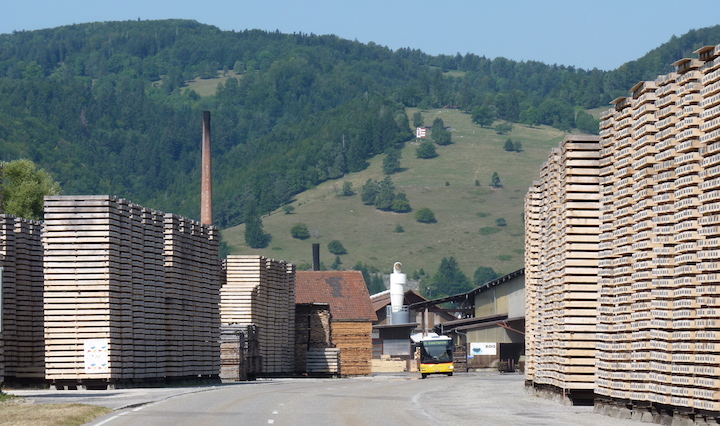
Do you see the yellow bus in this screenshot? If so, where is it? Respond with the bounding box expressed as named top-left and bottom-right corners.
top-left (418, 335), bottom-right (454, 379)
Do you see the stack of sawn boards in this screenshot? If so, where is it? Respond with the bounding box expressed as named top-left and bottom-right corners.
top-left (220, 255), bottom-right (295, 375)
top-left (43, 195), bottom-right (220, 384)
top-left (0, 215), bottom-right (44, 382)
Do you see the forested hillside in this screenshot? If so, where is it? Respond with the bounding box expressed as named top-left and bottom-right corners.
top-left (0, 20), bottom-right (719, 228)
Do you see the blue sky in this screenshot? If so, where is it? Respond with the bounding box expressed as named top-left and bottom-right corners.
top-left (2, 0), bottom-right (720, 70)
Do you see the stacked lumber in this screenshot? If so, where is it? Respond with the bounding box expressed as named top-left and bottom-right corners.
top-left (43, 195), bottom-right (220, 385)
top-left (219, 325), bottom-right (244, 381)
top-left (221, 255), bottom-right (295, 375)
top-left (332, 322), bottom-right (372, 376)
top-left (524, 136), bottom-right (601, 396)
top-left (163, 213), bottom-right (221, 379)
top-left (294, 303), bottom-right (333, 373)
top-left (0, 216), bottom-right (44, 381)
top-left (306, 348), bottom-right (340, 374)
top-left (524, 184), bottom-right (542, 382)
top-left (590, 45), bottom-right (720, 414)
top-left (594, 53), bottom-right (711, 410)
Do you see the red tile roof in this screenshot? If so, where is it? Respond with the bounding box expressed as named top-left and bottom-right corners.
top-left (295, 271), bottom-right (376, 321)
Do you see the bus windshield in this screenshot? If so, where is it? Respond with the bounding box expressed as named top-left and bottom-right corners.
top-left (420, 340), bottom-right (453, 363)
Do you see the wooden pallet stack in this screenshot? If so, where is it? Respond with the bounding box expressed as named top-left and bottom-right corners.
top-left (43, 195), bottom-right (221, 386)
top-left (220, 255), bottom-right (295, 375)
top-left (523, 184), bottom-right (542, 383)
top-left (0, 215), bottom-right (44, 382)
top-left (525, 136), bottom-right (601, 399)
top-left (591, 44), bottom-right (720, 415)
top-left (294, 304), bottom-right (333, 374)
top-left (331, 322), bottom-right (372, 376)
top-left (220, 325), bottom-right (245, 381)
top-left (163, 213), bottom-right (221, 379)
top-left (44, 196), bottom-right (129, 383)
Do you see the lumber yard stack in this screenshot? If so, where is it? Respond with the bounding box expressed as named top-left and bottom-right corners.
top-left (294, 303), bottom-right (334, 374)
top-left (528, 44), bottom-right (720, 420)
top-left (43, 195), bottom-right (220, 387)
top-left (164, 213), bottom-right (221, 379)
top-left (593, 45), bottom-right (720, 414)
top-left (220, 255), bottom-right (296, 375)
top-left (524, 136), bottom-right (601, 402)
top-left (0, 215), bottom-right (44, 382)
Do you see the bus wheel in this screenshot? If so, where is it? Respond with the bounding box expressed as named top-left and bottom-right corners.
top-left (447, 373), bottom-right (453, 376)
top-left (421, 373), bottom-right (428, 379)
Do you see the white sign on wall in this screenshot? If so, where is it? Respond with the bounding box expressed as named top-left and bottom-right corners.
top-left (84, 339), bottom-right (109, 374)
top-left (469, 342), bottom-right (497, 357)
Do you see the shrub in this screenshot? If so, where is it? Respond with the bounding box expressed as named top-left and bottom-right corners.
top-left (416, 140), bottom-right (437, 159)
top-left (392, 196), bottom-right (411, 213)
top-left (328, 239), bottom-right (347, 255)
top-left (415, 208), bottom-right (436, 223)
top-left (495, 217), bottom-right (507, 227)
top-left (341, 181), bottom-right (354, 196)
top-left (503, 139), bottom-right (515, 152)
top-left (290, 223), bottom-right (310, 239)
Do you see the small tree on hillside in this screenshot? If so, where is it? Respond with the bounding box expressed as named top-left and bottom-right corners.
top-left (392, 192), bottom-right (411, 213)
top-left (290, 223), bottom-right (310, 239)
top-left (415, 207), bottom-right (437, 223)
top-left (328, 240), bottom-right (347, 255)
top-left (245, 213), bottom-right (270, 249)
top-left (495, 122), bottom-right (513, 134)
top-left (473, 266), bottom-right (499, 286)
top-left (491, 172), bottom-right (502, 188)
top-left (361, 179), bottom-right (378, 205)
top-left (416, 140), bottom-right (437, 159)
top-left (504, 139), bottom-right (515, 152)
top-left (383, 149), bottom-right (402, 174)
top-left (513, 141), bottom-right (523, 152)
top-left (341, 181), bottom-right (354, 196)
top-left (425, 256), bottom-right (472, 298)
top-left (374, 185), bottom-right (395, 210)
top-left (412, 111), bottom-right (424, 128)
top-left (471, 105), bottom-right (496, 127)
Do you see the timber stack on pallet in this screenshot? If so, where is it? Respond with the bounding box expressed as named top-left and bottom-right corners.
top-left (43, 195), bottom-right (220, 387)
top-left (593, 45), bottom-right (720, 414)
top-left (524, 135), bottom-right (601, 402)
top-left (332, 321), bottom-right (372, 376)
top-left (0, 215), bottom-right (44, 383)
top-left (524, 184), bottom-right (542, 385)
top-left (220, 255), bottom-right (296, 375)
top-left (305, 348), bottom-right (340, 375)
top-left (219, 325), bottom-right (245, 381)
top-left (527, 43), bottom-right (720, 419)
top-left (164, 213), bottom-right (221, 379)
top-left (294, 303), bottom-right (334, 374)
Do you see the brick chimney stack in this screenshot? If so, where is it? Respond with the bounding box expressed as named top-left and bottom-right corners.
top-left (201, 111), bottom-right (213, 225)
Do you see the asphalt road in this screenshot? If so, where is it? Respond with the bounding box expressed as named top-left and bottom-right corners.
top-left (8, 373), bottom-right (641, 426)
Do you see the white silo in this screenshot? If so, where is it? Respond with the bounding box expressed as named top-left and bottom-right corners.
top-left (390, 262), bottom-right (410, 324)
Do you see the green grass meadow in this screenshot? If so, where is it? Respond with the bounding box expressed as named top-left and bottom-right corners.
top-left (223, 108), bottom-right (574, 279)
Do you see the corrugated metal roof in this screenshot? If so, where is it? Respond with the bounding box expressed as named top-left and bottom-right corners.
top-left (295, 271), bottom-right (376, 321)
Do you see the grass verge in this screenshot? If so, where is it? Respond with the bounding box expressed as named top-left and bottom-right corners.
top-left (0, 398), bottom-right (113, 426)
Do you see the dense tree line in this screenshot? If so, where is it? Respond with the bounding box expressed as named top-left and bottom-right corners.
top-left (0, 20), bottom-right (718, 226)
